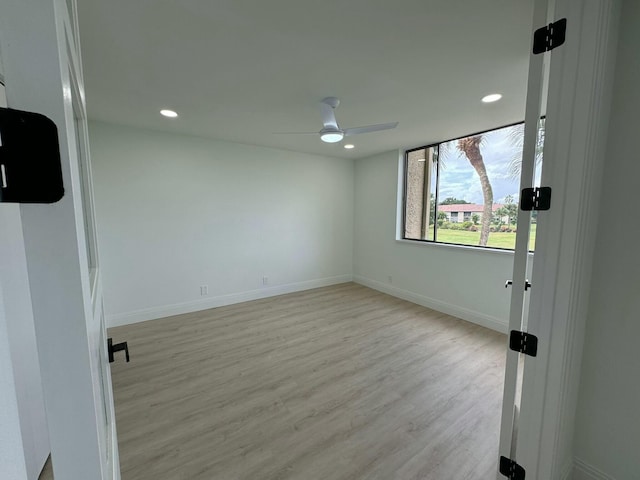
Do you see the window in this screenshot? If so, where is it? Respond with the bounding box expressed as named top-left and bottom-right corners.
top-left (403, 121), bottom-right (543, 250)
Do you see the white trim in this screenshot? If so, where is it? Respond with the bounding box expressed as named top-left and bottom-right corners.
top-left (573, 458), bottom-right (616, 480)
top-left (560, 460), bottom-right (573, 480)
top-left (110, 417), bottom-right (120, 480)
top-left (107, 275), bottom-right (353, 327)
top-left (353, 275), bottom-right (507, 334)
top-left (395, 148), bottom-right (405, 239)
top-left (395, 238), bottom-right (520, 257)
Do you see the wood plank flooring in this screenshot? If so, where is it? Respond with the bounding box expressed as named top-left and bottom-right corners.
top-left (38, 457), bottom-right (52, 480)
top-left (43, 283), bottom-right (507, 479)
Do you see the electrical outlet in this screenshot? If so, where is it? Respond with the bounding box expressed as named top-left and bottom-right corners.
top-left (388, 275), bottom-right (393, 284)
top-left (262, 276), bottom-right (268, 286)
top-left (200, 285), bottom-right (208, 296)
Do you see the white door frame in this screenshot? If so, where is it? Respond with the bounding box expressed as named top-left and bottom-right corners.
top-left (512, 0), bottom-right (620, 478)
top-left (498, 0), bottom-right (551, 467)
top-left (0, 0), bottom-right (119, 478)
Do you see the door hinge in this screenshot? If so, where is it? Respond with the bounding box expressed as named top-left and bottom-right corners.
top-left (521, 187), bottom-right (551, 211)
top-left (500, 456), bottom-right (526, 479)
top-left (533, 18), bottom-right (567, 54)
top-left (108, 338), bottom-right (130, 363)
top-left (509, 330), bottom-right (538, 357)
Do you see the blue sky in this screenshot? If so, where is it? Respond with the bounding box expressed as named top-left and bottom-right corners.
top-left (437, 124), bottom-right (538, 205)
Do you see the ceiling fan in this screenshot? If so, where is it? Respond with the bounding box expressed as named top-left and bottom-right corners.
top-left (279, 97), bottom-right (399, 143)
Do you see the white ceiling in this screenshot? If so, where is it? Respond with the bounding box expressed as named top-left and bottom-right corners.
top-left (77, 0), bottom-right (534, 159)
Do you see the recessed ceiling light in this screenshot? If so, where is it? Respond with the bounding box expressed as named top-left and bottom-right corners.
top-left (160, 109), bottom-right (178, 118)
top-left (344, 144), bottom-right (355, 149)
top-left (481, 94), bottom-right (502, 103)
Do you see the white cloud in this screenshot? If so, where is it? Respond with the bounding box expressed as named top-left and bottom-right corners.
top-left (436, 124), bottom-right (524, 205)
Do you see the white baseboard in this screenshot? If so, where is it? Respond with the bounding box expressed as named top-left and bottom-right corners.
top-left (573, 458), bottom-right (616, 480)
top-left (106, 274), bottom-right (353, 328)
top-left (111, 419), bottom-right (120, 480)
top-left (353, 275), bottom-right (507, 333)
top-left (560, 459), bottom-right (574, 480)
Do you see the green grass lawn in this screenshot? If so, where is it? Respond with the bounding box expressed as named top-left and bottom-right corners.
top-left (433, 224), bottom-right (537, 250)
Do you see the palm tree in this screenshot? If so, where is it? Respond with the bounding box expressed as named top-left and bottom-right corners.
top-left (507, 118), bottom-right (545, 180)
top-left (457, 136), bottom-right (493, 246)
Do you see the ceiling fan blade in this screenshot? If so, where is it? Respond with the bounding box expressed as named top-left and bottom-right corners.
top-left (320, 101), bottom-right (339, 129)
top-left (344, 122), bottom-right (399, 136)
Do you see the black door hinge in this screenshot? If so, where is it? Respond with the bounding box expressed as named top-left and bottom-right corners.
top-left (521, 187), bottom-right (551, 211)
top-left (108, 338), bottom-right (130, 363)
top-left (533, 18), bottom-right (567, 54)
top-left (509, 330), bottom-right (538, 357)
top-left (500, 456), bottom-right (526, 479)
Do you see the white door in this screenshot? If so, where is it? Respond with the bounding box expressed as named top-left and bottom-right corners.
top-left (497, 0), bottom-right (553, 476)
top-left (497, 0), bottom-right (620, 478)
top-left (0, 0), bottom-right (120, 478)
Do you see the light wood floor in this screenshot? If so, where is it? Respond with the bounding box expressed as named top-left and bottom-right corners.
top-left (110, 283), bottom-right (507, 479)
top-left (38, 457), bottom-right (52, 480)
top-left (46, 283), bottom-right (507, 479)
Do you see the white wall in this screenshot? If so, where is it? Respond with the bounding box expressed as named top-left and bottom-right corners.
top-left (89, 121), bottom-right (354, 326)
top-left (353, 150), bottom-right (514, 333)
top-left (0, 82), bottom-right (49, 479)
top-left (573, 0), bottom-right (640, 477)
top-left (0, 70), bottom-right (27, 480)
top-left (0, 288), bottom-right (28, 480)
top-left (0, 206), bottom-right (50, 480)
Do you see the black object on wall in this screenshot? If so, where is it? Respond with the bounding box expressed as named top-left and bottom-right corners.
top-left (0, 107), bottom-right (64, 203)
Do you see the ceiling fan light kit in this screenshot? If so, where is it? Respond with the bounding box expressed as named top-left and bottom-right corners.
top-left (281, 96), bottom-right (398, 144)
top-left (320, 129), bottom-right (344, 143)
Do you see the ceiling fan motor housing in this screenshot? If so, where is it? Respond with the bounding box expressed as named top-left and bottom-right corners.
top-left (321, 97), bottom-right (340, 109)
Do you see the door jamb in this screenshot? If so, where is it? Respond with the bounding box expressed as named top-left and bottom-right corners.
top-left (515, 0), bottom-right (621, 478)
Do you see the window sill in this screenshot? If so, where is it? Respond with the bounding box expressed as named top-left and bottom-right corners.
top-left (395, 238), bottom-right (534, 257)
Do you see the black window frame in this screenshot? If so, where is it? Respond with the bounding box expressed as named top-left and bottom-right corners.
top-left (402, 120), bottom-right (529, 252)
